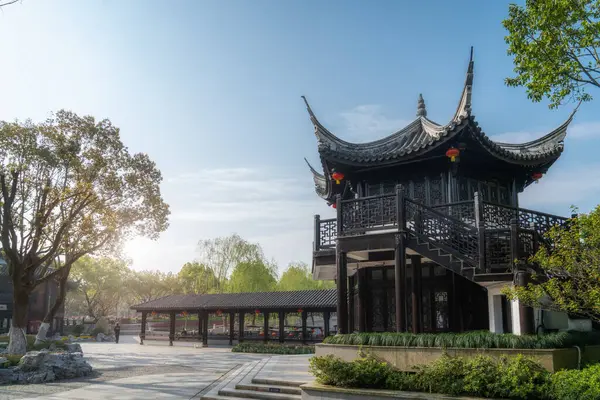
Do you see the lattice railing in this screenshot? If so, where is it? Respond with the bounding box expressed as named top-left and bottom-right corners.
top-left (433, 201), bottom-right (476, 227)
top-left (318, 218), bottom-right (337, 249)
top-left (405, 198), bottom-right (479, 265)
top-left (340, 194), bottom-right (396, 235)
top-left (482, 202), bottom-right (568, 236)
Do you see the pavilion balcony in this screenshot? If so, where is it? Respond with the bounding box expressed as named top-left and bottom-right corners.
top-left (313, 188), bottom-right (569, 275)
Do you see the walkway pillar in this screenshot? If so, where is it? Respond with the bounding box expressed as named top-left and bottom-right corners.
top-left (516, 271), bottom-right (535, 335)
top-left (238, 312), bottom-right (245, 343)
top-left (395, 234), bottom-right (406, 332)
top-left (140, 311), bottom-right (147, 345)
top-left (169, 312), bottom-right (176, 346)
top-left (202, 311), bottom-right (209, 346)
top-left (336, 250), bottom-right (348, 334)
top-left (197, 311), bottom-right (203, 342)
top-left (411, 255), bottom-right (422, 333)
top-left (348, 275), bottom-right (355, 333)
top-left (229, 312), bottom-right (235, 345)
top-left (357, 269), bottom-right (366, 332)
top-left (263, 312), bottom-right (269, 343)
top-left (323, 311), bottom-right (330, 338)
top-left (301, 310), bottom-right (308, 344)
top-left (278, 311), bottom-right (285, 343)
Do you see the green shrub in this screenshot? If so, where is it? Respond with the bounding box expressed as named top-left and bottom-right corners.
top-left (323, 330), bottom-right (600, 350)
top-left (71, 324), bottom-right (85, 337)
top-left (231, 342), bottom-right (314, 354)
top-left (90, 327), bottom-right (106, 337)
top-left (2, 354), bottom-right (23, 367)
top-left (412, 354), bottom-right (468, 395)
top-left (551, 363), bottom-right (600, 400)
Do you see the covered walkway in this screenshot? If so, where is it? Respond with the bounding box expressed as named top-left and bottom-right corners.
top-left (130, 289), bottom-right (337, 346)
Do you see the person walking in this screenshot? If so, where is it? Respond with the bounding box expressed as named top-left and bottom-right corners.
top-left (114, 322), bottom-right (121, 344)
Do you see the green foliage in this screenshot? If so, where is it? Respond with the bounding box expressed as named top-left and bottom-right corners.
top-left (278, 262), bottom-right (335, 291)
top-left (2, 354), bottom-right (23, 367)
top-left (90, 327), bottom-right (106, 337)
top-left (505, 207), bottom-right (600, 323)
top-left (177, 262), bottom-right (218, 294)
top-left (231, 342), bottom-right (314, 354)
top-left (71, 324), bottom-right (85, 337)
top-left (227, 260), bottom-right (277, 293)
top-left (310, 354), bottom-right (551, 399)
top-left (323, 330), bottom-right (600, 349)
top-left (551, 363), bottom-right (600, 400)
top-left (503, 0), bottom-right (600, 108)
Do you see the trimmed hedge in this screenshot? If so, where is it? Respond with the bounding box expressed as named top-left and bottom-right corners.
top-left (232, 342), bottom-right (314, 354)
top-left (310, 354), bottom-right (600, 400)
top-left (323, 330), bottom-right (600, 349)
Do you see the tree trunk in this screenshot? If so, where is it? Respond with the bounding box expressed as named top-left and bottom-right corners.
top-left (7, 285), bottom-right (30, 355)
top-left (35, 267), bottom-right (69, 345)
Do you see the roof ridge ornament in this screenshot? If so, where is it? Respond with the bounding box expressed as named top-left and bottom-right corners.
top-left (417, 93), bottom-right (427, 117)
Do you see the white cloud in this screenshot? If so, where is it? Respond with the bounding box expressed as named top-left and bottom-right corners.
top-left (125, 166), bottom-right (334, 274)
top-left (339, 104), bottom-right (410, 142)
top-left (491, 122), bottom-right (600, 144)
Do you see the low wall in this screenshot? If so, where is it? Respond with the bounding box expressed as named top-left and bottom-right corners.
top-left (315, 343), bottom-right (600, 372)
top-left (301, 382), bottom-right (486, 400)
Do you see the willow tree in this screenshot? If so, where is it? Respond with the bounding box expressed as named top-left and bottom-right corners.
top-left (0, 110), bottom-right (170, 354)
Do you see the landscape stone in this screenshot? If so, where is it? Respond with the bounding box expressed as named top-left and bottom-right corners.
top-left (1, 350), bottom-right (93, 385)
top-left (66, 343), bottom-right (83, 353)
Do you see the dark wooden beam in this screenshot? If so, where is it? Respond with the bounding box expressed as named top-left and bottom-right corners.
top-left (169, 311), bottom-right (176, 346)
top-left (229, 312), bottom-right (235, 346)
top-left (324, 311), bottom-right (330, 338)
top-left (278, 311), bottom-right (285, 344)
top-left (263, 312), bottom-right (269, 343)
top-left (140, 311), bottom-right (147, 345)
top-left (395, 234), bottom-right (406, 332)
top-left (302, 310), bottom-right (308, 344)
top-left (348, 275), bottom-right (355, 333)
top-left (202, 311), bottom-right (208, 346)
top-left (357, 268), bottom-right (366, 332)
top-left (516, 271), bottom-right (535, 335)
top-left (411, 255), bottom-right (422, 333)
top-left (336, 251), bottom-right (348, 334)
top-left (238, 312), bottom-right (245, 343)
top-left (197, 311), bottom-right (203, 342)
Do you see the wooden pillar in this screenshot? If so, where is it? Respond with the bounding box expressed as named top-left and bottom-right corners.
top-left (301, 310), bottom-right (308, 344)
top-left (197, 311), bottom-right (203, 342)
top-left (323, 311), bottom-right (330, 338)
top-left (411, 255), bottom-right (422, 333)
top-left (238, 312), bottom-right (245, 343)
top-left (229, 312), bottom-right (235, 345)
top-left (348, 275), bottom-right (355, 333)
top-left (395, 234), bottom-right (406, 332)
top-left (263, 312), bottom-right (269, 343)
top-left (278, 311), bottom-right (285, 343)
top-left (169, 311), bottom-right (176, 346)
top-left (516, 272), bottom-right (535, 335)
top-left (357, 269), bottom-right (366, 332)
top-left (336, 251), bottom-right (348, 334)
top-left (140, 311), bottom-right (147, 345)
top-left (314, 214), bottom-right (321, 252)
top-left (202, 311), bottom-right (209, 346)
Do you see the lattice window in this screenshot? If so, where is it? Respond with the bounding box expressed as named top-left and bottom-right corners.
top-left (422, 290), bottom-right (431, 331)
top-left (489, 183), bottom-right (499, 204)
top-left (370, 289), bottom-right (385, 332)
top-left (458, 177), bottom-right (470, 201)
top-left (413, 180), bottom-right (426, 204)
top-left (435, 292), bottom-right (449, 330)
top-left (430, 177), bottom-right (444, 206)
top-left (387, 288), bottom-right (396, 332)
top-left (499, 186), bottom-right (510, 205)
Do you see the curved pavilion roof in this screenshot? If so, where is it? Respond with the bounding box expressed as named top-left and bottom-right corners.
top-left (304, 48), bottom-right (578, 199)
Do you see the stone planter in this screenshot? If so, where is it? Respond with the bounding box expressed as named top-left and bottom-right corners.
top-left (301, 382), bottom-right (489, 400)
top-left (315, 343), bottom-right (600, 372)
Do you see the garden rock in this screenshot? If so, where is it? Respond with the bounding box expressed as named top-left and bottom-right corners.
top-left (1, 350), bottom-right (93, 385)
top-left (0, 357), bottom-right (8, 366)
top-left (96, 332), bottom-right (105, 342)
top-left (66, 343), bottom-right (83, 353)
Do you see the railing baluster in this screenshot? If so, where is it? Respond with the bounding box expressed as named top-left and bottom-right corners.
top-left (314, 214), bottom-right (321, 252)
top-left (396, 185), bottom-right (405, 233)
top-left (336, 195), bottom-right (343, 237)
top-left (474, 192), bottom-right (486, 271)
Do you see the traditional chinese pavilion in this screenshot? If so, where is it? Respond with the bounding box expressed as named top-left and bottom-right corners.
top-left (306, 48), bottom-right (578, 335)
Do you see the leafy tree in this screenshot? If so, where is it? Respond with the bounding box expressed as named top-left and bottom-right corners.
top-left (0, 110), bottom-right (169, 354)
top-left (128, 270), bottom-right (178, 304)
top-left (197, 234), bottom-right (264, 292)
top-left (177, 261), bottom-right (218, 294)
top-left (503, 0), bottom-right (600, 108)
top-left (227, 260), bottom-right (277, 293)
top-left (505, 206), bottom-right (600, 322)
top-left (278, 262), bottom-right (334, 291)
top-left (70, 256), bottom-right (129, 322)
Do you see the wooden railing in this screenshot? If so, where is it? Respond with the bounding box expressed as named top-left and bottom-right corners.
top-left (313, 187), bottom-right (568, 274)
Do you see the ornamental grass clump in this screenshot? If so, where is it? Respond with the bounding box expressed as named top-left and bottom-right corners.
top-left (231, 342), bottom-right (314, 354)
top-left (323, 330), bottom-right (600, 349)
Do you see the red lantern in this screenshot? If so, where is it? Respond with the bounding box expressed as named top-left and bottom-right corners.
top-left (532, 172), bottom-right (543, 183)
top-left (255, 309), bottom-right (260, 315)
top-left (446, 147), bottom-right (460, 162)
top-left (331, 171), bottom-right (345, 184)
top-left (216, 309), bottom-right (222, 316)
top-left (331, 203), bottom-right (337, 209)
top-left (297, 308), bottom-right (304, 314)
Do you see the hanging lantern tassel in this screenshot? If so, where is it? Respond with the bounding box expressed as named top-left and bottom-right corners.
top-left (445, 147), bottom-right (460, 162)
top-left (331, 171), bottom-right (345, 184)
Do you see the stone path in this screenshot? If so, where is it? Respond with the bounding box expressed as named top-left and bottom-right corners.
top-left (0, 335), bottom-right (278, 400)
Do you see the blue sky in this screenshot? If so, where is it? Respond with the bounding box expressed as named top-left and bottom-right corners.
top-left (0, 0), bottom-right (598, 274)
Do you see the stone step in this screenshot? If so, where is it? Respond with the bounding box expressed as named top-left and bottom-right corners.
top-left (251, 378), bottom-right (305, 388)
top-left (236, 383), bottom-right (302, 395)
top-left (218, 388), bottom-right (301, 400)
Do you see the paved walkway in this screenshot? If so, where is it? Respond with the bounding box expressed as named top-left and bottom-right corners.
top-left (0, 336), bottom-right (313, 400)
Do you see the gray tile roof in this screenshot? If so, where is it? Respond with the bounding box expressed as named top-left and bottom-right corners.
top-left (131, 289), bottom-right (337, 312)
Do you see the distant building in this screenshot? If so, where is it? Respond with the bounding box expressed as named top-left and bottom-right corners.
top-left (0, 257), bottom-right (64, 334)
